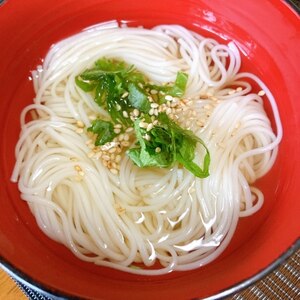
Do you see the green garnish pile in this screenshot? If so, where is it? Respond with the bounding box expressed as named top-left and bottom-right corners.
top-left (76, 58), bottom-right (210, 178)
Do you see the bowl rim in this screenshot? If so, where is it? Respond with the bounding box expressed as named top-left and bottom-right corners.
top-left (0, 0), bottom-right (299, 299)
top-left (1, 238), bottom-right (299, 299)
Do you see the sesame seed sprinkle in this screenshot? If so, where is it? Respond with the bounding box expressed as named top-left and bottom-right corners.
top-left (258, 90), bottom-right (266, 96)
top-left (146, 123), bottom-right (153, 131)
top-left (75, 128), bottom-right (84, 134)
top-left (114, 128), bottom-right (121, 134)
top-left (133, 109), bottom-right (140, 117)
top-left (150, 103), bottom-right (159, 108)
top-left (122, 91), bottom-right (129, 98)
top-left (165, 95), bottom-right (173, 101)
top-left (76, 120), bottom-right (84, 128)
top-left (74, 165), bottom-right (82, 172)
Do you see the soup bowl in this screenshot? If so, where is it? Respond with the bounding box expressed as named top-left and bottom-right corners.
top-left (0, 0), bottom-right (299, 299)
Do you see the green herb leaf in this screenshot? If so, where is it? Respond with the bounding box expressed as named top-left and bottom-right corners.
top-left (76, 58), bottom-right (210, 178)
top-left (87, 119), bottom-right (116, 146)
top-left (147, 71), bottom-right (188, 100)
top-left (167, 71), bottom-right (188, 97)
top-left (128, 113), bottom-right (210, 178)
top-left (127, 119), bottom-right (173, 168)
top-left (75, 76), bottom-right (96, 92)
top-left (128, 83), bottom-right (151, 113)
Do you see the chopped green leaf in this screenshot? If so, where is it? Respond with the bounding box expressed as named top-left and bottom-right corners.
top-left (76, 58), bottom-right (210, 178)
top-left (128, 83), bottom-right (151, 113)
top-left (87, 119), bottom-right (116, 146)
top-left (127, 113), bottom-right (210, 178)
top-left (75, 76), bottom-right (96, 92)
top-left (147, 71), bottom-right (188, 99)
top-left (167, 71), bottom-right (188, 97)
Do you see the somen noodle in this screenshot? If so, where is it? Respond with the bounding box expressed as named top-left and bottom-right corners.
top-left (11, 21), bottom-right (282, 275)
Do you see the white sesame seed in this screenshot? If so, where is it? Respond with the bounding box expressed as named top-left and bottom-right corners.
top-left (110, 168), bottom-right (118, 175)
top-left (121, 141), bottom-right (130, 147)
top-left (74, 165), bottom-right (82, 172)
top-left (236, 87), bottom-right (243, 92)
top-left (133, 109), bottom-right (140, 117)
top-left (153, 109), bottom-right (158, 116)
top-left (123, 111), bottom-right (129, 118)
top-left (109, 148), bottom-right (117, 154)
top-left (126, 127), bottom-right (134, 133)
top-left (75, 128), bottom-right (84, 134)
top-left (102, 155), bottom-right (110, 161)
top-left (166, 107), bottom-right (172, 115)
top-left (76, 120), bottom-right (84, 128)
top-left (143, 134), bottom-right (151, 141)
top-left (228, 90), bottom-right (236, 95)
top-left (88, 115), bottom-right (97, 121)
top-left (150, 103), bottom-right (159, 108)
top-left (114, 124), bottom-right (122, 129)
top-left (153, 120), bottom-right (159, 125)
top-left (116, 104), bottom-right (122, 111)
top-left (78, 171), bottom-right (85, 177)
top-left (114, 128), bottom-right (121, 134)
top-left (122, 91), bottom-right (129, 98)
top-left (118, 134), bottom-right (124, 141)
top-left (155, 147), bottom-right (161, 153)
top-left (123, 134), bottom-right (130, 141)
top-left (139, 122), bottom-right (148, 129)
top-left (146, 123), bottom-right (153, 131)
top-left (150, 89), bottom-right (158, 95)
top-left (149, 108), bottom-right (154, 115)
top-left (258, 90), bottom-right (266, 96)
top-left (115, 155), bottom-right (121, 163)
top-left (165, 95), bottom-right (173, 101)
top-left (94, 152), bottom-right (102, 159)
top-left (138, 83), bottom-right (143, 89)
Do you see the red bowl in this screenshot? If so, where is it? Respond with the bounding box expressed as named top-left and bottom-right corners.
top-left (0, 0), bottom-right (299, 299)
